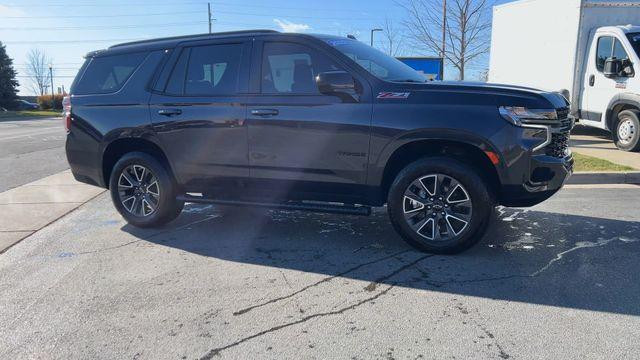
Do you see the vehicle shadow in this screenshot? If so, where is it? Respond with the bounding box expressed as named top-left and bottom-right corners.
top-left (121, 203), bottom-right (640, 316)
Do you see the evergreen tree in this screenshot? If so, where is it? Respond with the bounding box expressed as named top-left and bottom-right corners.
top-left (0, 42), bottom-right (20, 109)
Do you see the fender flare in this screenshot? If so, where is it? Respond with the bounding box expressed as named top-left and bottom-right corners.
top-left (368, 129), bottom-right (503, 187)
top-left (99, 126), bottom-right (174, 186)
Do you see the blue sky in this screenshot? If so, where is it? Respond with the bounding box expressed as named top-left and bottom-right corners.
top-left (1, 0), bottom-right (512, 95)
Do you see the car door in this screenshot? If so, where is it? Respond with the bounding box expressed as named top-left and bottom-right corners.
top-left (246, 38), bottom-right (372, 193)
top-left (582, 35), bottom-right (632, 128)
top-left (149, 39), bottom-right (251, 188)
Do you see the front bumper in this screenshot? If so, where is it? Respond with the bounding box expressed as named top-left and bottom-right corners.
top-left (499, 153), bottom-right (573, 207)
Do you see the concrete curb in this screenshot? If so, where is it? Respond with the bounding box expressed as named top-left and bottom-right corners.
top-left (567, 171), bottom-right (640, 185)
top-left (0, 170), bottom-right (106, 254)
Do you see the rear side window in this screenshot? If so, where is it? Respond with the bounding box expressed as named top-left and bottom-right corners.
top-left (74, 52), bottom-right (147, 94)
top-left (163, 43), bottom-right (242, 96)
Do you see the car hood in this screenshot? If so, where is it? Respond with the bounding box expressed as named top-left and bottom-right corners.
top-left (385, 81), bottom-right (569, 109)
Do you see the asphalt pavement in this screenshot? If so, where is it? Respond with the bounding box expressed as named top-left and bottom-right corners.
top-left (1, 185), bottom-right (639, 359)
top-left (0, 117), bottom-right (68, 192)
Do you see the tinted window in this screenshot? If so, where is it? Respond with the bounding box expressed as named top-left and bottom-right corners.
top-left (183, 43), bottom-right (242, 96)
top-left (165, 49), bottom-right (189, 95)
top-left (596, 36), bottom-right (613, 72)
top-left (74, 52), bottom-right (147, 94)
top-left (261, 42), bottom-right (342, 94)
top-left (613, 39), bottom-right (629, 60)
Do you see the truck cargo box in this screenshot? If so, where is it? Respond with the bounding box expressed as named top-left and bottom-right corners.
top-left (489, 0), bottom-right (640, 109)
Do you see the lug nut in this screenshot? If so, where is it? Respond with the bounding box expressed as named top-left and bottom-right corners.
top-left (441, 212), bottom-right (446, 216)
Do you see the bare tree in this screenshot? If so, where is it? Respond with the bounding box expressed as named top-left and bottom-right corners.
top-left (400, 0), bottom-right (492, 80)
top-left (378, 18), bottom-right (404, 57)
top-left (25, 48), bottom-right (52, 96)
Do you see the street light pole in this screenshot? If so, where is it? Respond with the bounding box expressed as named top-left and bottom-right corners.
top-left (48, 64), bottom-right (55, 109)
top-left (370, 28), bottom-right (382, 48)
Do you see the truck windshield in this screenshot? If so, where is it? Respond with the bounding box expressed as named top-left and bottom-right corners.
top-left (324, 38), bottom-right (426, 83)
top-left (628, 33), bottom-right (640, 58)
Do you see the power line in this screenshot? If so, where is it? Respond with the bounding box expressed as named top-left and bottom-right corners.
top-left (2, 1), bottom-right (208, 7)
top-left (1, 21), bottom-right (208, 31)
top-left (4, 38), bottom-right (141, 44)
top-left (3, 10), bottom-right (203, 19)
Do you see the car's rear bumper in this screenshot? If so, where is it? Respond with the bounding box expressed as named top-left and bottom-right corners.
top-left (66, 135), bottom-right (106, 188)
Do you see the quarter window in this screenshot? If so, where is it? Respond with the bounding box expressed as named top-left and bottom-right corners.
top-left (261, 42), bottom-right (342, 95)
top-left (73, 52), bottom-right (147, 94)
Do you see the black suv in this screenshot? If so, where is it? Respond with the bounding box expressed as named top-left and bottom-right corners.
top-left (65, 30), bottom-right (573, 254)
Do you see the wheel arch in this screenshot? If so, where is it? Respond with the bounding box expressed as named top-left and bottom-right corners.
top-left (605, 94), bottom-right (640, 131)
top-left (376, 136), bottom-right (502, 201)
top-left (101, 137), bottom-right (175, 189)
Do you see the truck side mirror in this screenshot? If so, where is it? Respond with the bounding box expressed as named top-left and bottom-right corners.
top-left (622, 60), bottom-right (635, 77)
top-left (316, 71), bottom-right (359, 102)
top-left (603, 58), bottom-right (622, 78)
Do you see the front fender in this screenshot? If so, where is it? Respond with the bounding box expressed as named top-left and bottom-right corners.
top-left (366, 128), bottom-right (505, 187)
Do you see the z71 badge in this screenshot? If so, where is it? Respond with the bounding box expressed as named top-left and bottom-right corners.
top-left (377, 92), bottom-right (410, 99)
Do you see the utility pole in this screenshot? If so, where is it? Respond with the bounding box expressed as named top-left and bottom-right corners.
top-left (208, 2), bottom-right (212, 34)
top-left (48, 64), bottom-right (55, 109)
top-left (440, 0), bottom-right (447, 80)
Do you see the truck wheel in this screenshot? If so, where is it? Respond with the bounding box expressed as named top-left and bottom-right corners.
top-left (613, 110), bottom-right (640, 152)
top-left (387, 157), bottom-right (494, 254)
top-left (109, 152), bottom-right (184, 228)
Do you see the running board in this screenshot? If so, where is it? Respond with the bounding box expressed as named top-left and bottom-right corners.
top-left (177, 194), bottom-right (372, 216)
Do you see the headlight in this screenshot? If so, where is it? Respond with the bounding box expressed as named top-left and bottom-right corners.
top-left (499, 106), bottom-right (558, 126)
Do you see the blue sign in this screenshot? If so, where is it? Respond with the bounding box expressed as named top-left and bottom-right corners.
top-left (397, 57), bottom-right (443, 81)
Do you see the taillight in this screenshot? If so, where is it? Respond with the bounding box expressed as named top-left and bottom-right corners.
top-left (62, 95), bottom-right (71, 132)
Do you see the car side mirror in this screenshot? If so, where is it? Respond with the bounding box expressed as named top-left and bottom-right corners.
top-left (603, 58), bottom-right (622, 78)
top-left (316, 71), bottom-right (357, 99)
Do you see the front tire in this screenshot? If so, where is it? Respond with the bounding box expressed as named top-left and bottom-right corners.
top-left (613, 110), bottom-right (640, 152)
top-left (387, 157), bottom-right (494, 254)
top-left (109, 152), bottom-right (183, 228)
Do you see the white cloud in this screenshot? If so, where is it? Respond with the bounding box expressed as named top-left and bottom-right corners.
top-left (0, 5), bottom-right (26, 17)
top-left (273, 19), bottom-right (311, 33)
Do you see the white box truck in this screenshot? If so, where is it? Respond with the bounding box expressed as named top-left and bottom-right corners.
top-left (489, 0), bottom-right (640, 151)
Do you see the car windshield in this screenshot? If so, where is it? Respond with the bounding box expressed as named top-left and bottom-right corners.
top-left (324, 38), bottom-right (426, 82)
top-left (628, 33), bottom-right (640, 58)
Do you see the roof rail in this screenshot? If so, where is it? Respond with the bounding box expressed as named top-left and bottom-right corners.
top-left (109, 30), bottom-right (279, 49)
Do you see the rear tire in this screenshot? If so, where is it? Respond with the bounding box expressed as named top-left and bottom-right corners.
top-left (613, 110), bottom-right (640, 152)
top-left (109, 152), bottom-right (183, 228)
top-left (387, 157), bottom-right (495, 254)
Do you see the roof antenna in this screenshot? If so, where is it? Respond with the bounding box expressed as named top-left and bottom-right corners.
top-left (347, 34), bottom-right (357, 40)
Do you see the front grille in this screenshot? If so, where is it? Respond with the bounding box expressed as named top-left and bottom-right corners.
top-left (545, 107), bottom-right (572, 158)
top-left (546, 132), bottom-right (570, 158)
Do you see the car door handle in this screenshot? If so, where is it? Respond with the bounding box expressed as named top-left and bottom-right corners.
top-left (589, 75), bottom-right (595, 87)
top-left (158, 108), bottom-right (182, 116)
top-left (251, 109), bottom-right (279, 117)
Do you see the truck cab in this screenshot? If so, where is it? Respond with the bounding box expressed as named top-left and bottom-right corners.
top-left (580, 25), bottom-right (640, 151)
